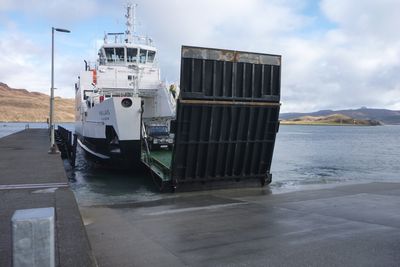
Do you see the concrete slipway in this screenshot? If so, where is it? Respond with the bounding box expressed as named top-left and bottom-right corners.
top-left (81, 181), bottom-right (400, 266)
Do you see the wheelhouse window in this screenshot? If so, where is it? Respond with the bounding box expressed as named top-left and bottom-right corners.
top-left (98, 50), bottom-right (106, 65)
top-left (127, 48), bottom-right (138, 63)
top-left (139, 49), bottom-right (147, 64)
top-left (115, 48), bottom-right (125, 62)
top-left (147, 50), bottom-right (156, 63)
top-left (104, 47), bottom-right (126, 63)
top-left (104, 48), bottom-right (114, 62)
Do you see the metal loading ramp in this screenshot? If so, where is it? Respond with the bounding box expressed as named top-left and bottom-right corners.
top-left (169, 46), bottom-right (281, 191)
top-left (141, 46), bottom-right (281, 191)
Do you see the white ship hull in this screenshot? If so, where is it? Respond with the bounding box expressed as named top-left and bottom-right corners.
top-left (75, 97), bottom-right (143, 167)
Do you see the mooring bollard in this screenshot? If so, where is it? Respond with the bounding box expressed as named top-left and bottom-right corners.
top-left (12, 207), bottom-right (55, 267)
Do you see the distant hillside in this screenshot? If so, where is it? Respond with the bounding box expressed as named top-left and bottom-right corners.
top-left (280, 107), bottom-right (400, 125)
top-left (281, 113), bottom-right (382, 126)
top-left (0, 82), bottom-right (74, 122)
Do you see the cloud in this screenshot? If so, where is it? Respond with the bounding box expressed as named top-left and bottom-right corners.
top-left (320, 0), bottom-right (400, 40)
top-left (309, 0), bottom-right (400, 110)
top-left (0, 31), bottom-right (49, 91)
top-left (0, 0), bottom-right (99, 23)
top-left (133, 0), bottom-right (312, 81)
top-left (0, 0), bottom-right (13, 11)
top-left (0, 0), bottom-right (399, 112)
top-left (133, 0), bottom-right (400, 111)
top-left (0, 25), bottom-right (83, 98)
top-left (262, 0), bottom-right (400, 111)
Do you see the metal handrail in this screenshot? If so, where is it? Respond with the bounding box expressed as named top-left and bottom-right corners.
top-left (141, 121), bottom-right (151, 163)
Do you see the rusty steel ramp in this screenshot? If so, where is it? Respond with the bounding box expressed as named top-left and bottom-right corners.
top-left (165, 46), bottom-right (281, 191)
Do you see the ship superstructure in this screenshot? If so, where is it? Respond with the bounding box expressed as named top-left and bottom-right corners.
top-left (75, 3), bottom-right (175, 166)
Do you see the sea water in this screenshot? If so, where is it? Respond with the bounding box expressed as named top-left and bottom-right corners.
top-left (1, 123), bottom-right (399, 205)
top-left (0, 122), bottom-right (74, 138)
top-left (272, 125), bottom-right (400, 191)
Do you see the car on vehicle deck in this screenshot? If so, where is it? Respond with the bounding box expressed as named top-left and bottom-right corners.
top-left (146, 124), bottom-right (173, 151)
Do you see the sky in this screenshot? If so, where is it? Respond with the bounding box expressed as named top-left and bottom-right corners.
top-left (0, 0), bottom-right (399, 113)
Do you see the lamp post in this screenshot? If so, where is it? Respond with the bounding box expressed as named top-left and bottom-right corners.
top-left (49, 27), bottom-right (70, 154)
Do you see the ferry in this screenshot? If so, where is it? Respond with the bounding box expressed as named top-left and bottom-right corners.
top-left (74, 3), bottom-right (176, 167)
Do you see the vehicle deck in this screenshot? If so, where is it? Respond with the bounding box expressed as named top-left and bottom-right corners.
top-left (141, 149), bottom-right (173, 190)
top-left (149, 150), bottom-right (172, 168)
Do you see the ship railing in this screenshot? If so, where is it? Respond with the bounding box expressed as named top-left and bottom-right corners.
top-left (138, 89), bottom-right (158, 97)
top-left (84, 60), bottom-right (97, 71)
top-left (162, 83), bottom-right (178, 112)
top-left (141, 121), bottom-right (151, 163)
top-left (85, 89), bottom-right (138, 106)
top-left (104, 33), bottom-right (155, 47)
top-left (98, 89), bottom-right (137, 98)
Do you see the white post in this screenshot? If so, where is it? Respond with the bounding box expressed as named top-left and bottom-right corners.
top-left (12, 207), bottom-right (55, 267)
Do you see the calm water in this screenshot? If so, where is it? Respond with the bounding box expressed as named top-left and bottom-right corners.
top-left (0, 122), bottom-right (48, 138)
top-left (1, 123), bottom-right (399, 205)
top-left (0, 122), bottom-right (73, 137)
top-left (272, 125), bottom-right (400, 190)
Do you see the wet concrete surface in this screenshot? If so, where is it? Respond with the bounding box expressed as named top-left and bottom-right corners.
top-left (0, 130), bottom-right (96, 267)
top-left (81, 182), bottom-right (400, 266)
top-left (0, 129), bottom-right (67, 185)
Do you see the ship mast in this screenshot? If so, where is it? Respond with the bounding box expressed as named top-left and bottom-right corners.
top-left (125, 2), bottom-right (137, 43)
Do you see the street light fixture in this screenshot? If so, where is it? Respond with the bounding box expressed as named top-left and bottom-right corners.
top-left (49, 27), bottom-right (70, 154)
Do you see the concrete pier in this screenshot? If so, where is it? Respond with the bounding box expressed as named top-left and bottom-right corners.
top-left (0, 129), bottom-right (96, 267)
top-left (81, 182), bottom-right (400, 266)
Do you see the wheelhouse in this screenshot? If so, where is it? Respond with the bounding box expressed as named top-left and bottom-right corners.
top-left (99, 45), bottom-right (156, 66)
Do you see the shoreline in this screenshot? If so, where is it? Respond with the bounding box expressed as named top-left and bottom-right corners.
top-left (280, 121), bottom-right (382, 126)
top-left (0, 121), bottom-right (74, 123)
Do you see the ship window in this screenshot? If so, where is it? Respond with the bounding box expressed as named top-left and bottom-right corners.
top-left (147, 51), bottom-right (156, 63)
top-left (104, 48), bottom-right (114, 62)
top-left (139, 49), bottom-right (147, 63)
top-left (98, 50), bottom-right (106, 65)
top-left (127, 48), bottom-right (137, 63)
top-left (104, 47), bottom-right (125, 63)
top-left (115, 47), bottom-right (125, 62)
